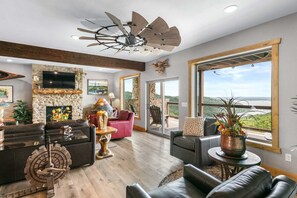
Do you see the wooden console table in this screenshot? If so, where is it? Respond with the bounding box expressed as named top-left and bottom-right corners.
top-left (96, 126), bottom-right (117, 160)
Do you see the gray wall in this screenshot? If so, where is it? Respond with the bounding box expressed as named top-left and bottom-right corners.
top-left (114, 12), bottom-right (297, 173)
top-left (82, 70), bottom-right (115, 110)
top-left (0, 63), bottom-right (32, 118)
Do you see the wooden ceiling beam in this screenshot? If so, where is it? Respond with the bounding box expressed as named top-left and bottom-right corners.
top-left (0, 40), bottom-right (145, 71)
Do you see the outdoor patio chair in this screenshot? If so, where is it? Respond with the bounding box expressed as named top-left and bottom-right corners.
top-left (149, 105), bottom-right (169, 127)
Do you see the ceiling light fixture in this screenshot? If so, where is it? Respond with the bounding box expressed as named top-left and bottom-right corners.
top-left (224, 5), bottom-right (238, 13)
top-left (77, 11), bottom-right (181, 54)
top-left (6, 59), bottom-right (12, 62)
top-left (71, 35), bottom-right (79, 40)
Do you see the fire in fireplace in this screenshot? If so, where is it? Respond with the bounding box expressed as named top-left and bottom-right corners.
top-left (46, 106), bottom-right (72, 122)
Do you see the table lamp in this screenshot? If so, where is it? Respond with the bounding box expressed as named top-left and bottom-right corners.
top-left (108, 92), bottom-right (115, 106)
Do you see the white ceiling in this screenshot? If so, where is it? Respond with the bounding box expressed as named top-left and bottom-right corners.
top-left (1, 0), bottom-right (297, 65)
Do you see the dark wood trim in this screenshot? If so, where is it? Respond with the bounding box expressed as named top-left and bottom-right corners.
top-left (0, 40), bottom-right (145, 71)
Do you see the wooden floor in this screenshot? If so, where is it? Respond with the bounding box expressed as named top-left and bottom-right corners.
top-left (0, 131), bottom-right (183, 198)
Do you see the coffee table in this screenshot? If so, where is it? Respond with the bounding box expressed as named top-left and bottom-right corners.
top-left (208, 147), bottom-right (261, 181)
top-left (96, 126), bottom-right (117, 160)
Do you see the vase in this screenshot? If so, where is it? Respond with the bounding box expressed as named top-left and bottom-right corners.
top-left (97, 111), bottom-right (108, 130)
top-left (220, 135), bottom-right (247, 157)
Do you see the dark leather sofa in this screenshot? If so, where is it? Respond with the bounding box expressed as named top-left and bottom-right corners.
top-left (0, 119), bottom-right (96, 185)
top-left (170, 118), bottom-right (220, 167)
top-left (126, 164), bottom-right (297, 198)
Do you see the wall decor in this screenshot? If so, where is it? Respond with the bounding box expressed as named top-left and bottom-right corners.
top-left (87, 79), bottom-right (108, 95)
top-left (0, 85), bottom-right (13, 102)
top-left (152, 59), bottom-right (170, 75)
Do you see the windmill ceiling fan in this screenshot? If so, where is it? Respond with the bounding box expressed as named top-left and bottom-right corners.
top-left (77, 11), bottom-right (181, 54)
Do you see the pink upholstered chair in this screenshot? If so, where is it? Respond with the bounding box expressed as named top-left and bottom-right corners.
top-left (108, 110), bottom-right (134, 139)
top-left (88, 110), bottom-right (134, 139)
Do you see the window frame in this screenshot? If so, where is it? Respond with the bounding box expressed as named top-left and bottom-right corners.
top-left (188, 38), bottom-right (281, 153)
top-left (120, 73), bottom-right (141, 120)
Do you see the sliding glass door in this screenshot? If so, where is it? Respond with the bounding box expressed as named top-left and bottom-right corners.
top-left (147, 78), bottom-right (179, 136)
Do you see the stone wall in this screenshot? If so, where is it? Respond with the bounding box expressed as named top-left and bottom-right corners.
top-left (32, 65), bottom-right (83, 123)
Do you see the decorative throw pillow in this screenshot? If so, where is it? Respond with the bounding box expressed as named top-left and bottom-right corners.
top-left (183, 117), bottom-right (204, 136)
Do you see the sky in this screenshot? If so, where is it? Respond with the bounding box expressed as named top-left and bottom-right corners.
top-left (125, 79), bottom-right (179, 97)
top-left (204, 61), bottom-right (271, 98)
top-left (153, 80), bottom-right (179, 97)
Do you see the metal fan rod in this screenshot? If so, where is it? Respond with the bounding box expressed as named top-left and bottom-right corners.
top-left (96, 38), bottom-right (115, 41)
top-left (87, 43), bottom-right (100, 47)
top-left (77, 28), bottom-right (96, 34)
top-left (96, 33), bottom-right (118, 37)
top-left (79, 36), bottom-right (95, 40)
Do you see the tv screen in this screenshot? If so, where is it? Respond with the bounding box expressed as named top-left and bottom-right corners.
top-left (43, 71), bottom-right (75, 89)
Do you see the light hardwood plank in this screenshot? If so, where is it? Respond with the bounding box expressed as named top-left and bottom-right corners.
top-left (0, 131), bottom-right (183, 198)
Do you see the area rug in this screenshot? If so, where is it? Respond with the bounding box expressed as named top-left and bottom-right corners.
top-left (159, 164), bottom-right (221, 187)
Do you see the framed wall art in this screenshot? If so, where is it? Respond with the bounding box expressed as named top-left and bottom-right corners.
top-left (87, 79), bottom-right (108, 95)
top-left (0, 85), bottom-right (13, 102)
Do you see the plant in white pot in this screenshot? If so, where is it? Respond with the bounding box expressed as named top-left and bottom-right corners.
top-left (214, 97), bottom-right (248, 157)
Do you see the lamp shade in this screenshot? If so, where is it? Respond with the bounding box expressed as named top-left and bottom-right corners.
top-left (108, 92), bottom-right (115, 99)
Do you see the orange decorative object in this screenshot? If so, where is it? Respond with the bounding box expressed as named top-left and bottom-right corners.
top-left (97, 110), bottom-right (108, 130)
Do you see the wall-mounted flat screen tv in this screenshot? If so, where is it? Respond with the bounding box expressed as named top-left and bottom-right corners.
top-left (43, 71), bottom-right (75, 89)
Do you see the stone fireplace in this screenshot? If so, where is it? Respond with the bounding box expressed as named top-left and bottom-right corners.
top-left (46, 105), bottom-right (72, 122)
top-left (32, 65), bottom-right (83, 123)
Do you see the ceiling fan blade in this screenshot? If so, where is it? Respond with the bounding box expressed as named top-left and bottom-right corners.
top-left (105, 12), bottom-right (129, 36)
top-left (77, 28), bottom-right (96, 34)
top-left (145, 27), bottom-right (181, 46)
top-left (139, 17), bottom-right (170, 38)
top-left (79, 36), bottom-right (95, 40)
top-left (87, 43), bottom-right (100, 47)
top-left (145, 43), bottom-right (175, 52)
top-left (131, 11), bottom-right (148, 36)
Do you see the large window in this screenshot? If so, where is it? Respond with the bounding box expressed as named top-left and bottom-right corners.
top-left (189, 39), bottom-right (281, 153)
top-left (202, 62), bottom-right (272, 142)
top-left (120, 73), bottom-right (140, 119)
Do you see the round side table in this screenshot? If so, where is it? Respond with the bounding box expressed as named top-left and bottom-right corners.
top-left (96, 126), bottom-right (117, 160)
top-left (208, 147), bottom-right (261, 181)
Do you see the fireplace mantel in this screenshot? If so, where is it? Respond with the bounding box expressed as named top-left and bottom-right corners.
top-left (32, 89), bottom-right (82, 95)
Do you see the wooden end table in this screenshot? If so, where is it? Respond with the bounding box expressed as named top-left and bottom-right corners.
top-left (96, 126), bottom-right (117, 160)
top-left (208, 147), bottom-right (261, 181)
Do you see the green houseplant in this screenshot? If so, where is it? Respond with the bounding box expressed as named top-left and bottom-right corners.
top-left (12, 100), bottom-right (32, 124)
top-left (213, 97), bottom-right (247, 157)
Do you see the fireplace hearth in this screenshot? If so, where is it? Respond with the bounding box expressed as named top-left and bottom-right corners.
top-left (46, 106), bottom-right (72, 122)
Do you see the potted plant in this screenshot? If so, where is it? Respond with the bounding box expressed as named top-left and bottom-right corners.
top-left (12, 100), bottom-right (32, 124)
top-left (214, 97), bottom-right (247, 157)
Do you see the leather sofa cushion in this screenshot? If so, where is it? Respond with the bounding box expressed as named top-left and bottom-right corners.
top-left (204, 118), bottom-right (218, 136)
top-left (173, 136), bottom-right (196, 151)
top-left (2, 123), bottom-right (45, 138)
top-left (149, 178), bottom-right (207, 198)
top-left (118, 110), bottom-right (130, 120)
top-left (45, 119), bottom-right (88, 130)
top-left (207, 166), bottom-right (272, 198)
